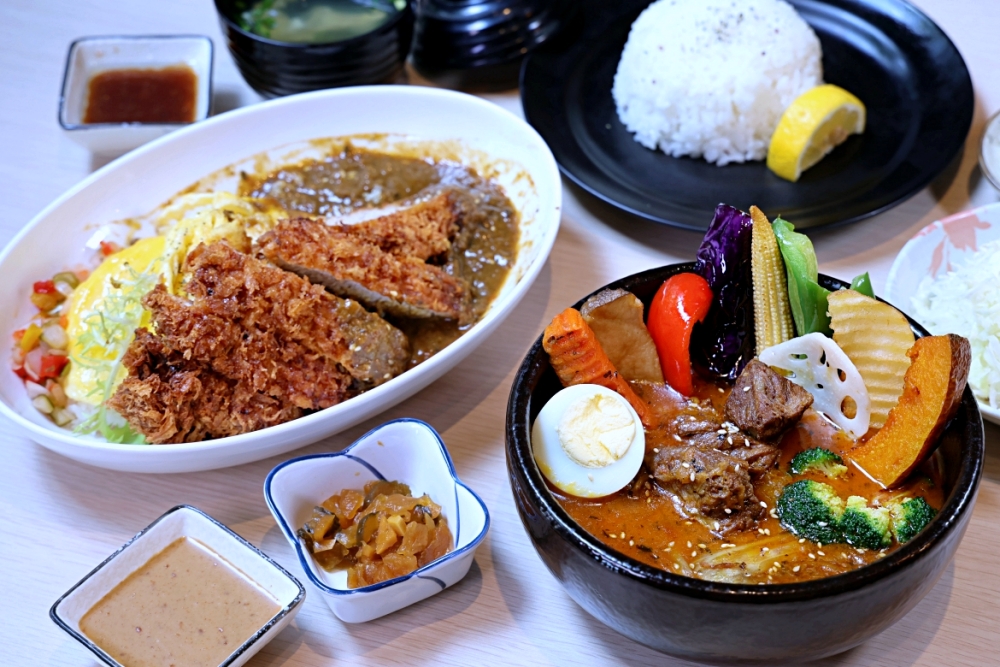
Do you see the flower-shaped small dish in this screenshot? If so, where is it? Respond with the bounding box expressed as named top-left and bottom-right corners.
top-left (50, 505), bottom-right (304, 667)
top-left (59, 35), bottom-right (213, 154)
top-left (885, 202), bottom-right (1000, 425)
top-left (265, 418), bottom-right (489, 623)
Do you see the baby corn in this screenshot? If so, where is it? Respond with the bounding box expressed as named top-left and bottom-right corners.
top-left (750, 206), bottom-right (795, 354)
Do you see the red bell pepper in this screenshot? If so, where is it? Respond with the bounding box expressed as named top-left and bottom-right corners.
top-left (33, 280), bottom-right (58, 294)
top-left (647, 273), bottom-right (713, 396)
top-left (38, 354), bottom-right (69, 381)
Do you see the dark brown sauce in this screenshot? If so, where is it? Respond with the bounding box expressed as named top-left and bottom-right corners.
top-left (84, 66), bottom-right (197, 124)
top-left (557, 378), bottom-right (944, 584)
top-left (241, 148), bottom-right (519, 366)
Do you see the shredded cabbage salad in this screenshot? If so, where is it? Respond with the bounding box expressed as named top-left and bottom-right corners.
top-left (911, 239), bottom-right (1000, 409)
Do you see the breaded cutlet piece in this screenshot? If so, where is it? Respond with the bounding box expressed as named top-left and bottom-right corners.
top-left (107, 241), bottom-right (409, 444)
top-left (338, 192), bottom-right (460, 260)
top-left (256, 194), bottom-right (468, 321)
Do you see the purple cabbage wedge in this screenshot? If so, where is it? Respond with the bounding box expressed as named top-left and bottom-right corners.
top-left (693, 204), bottom-right (756, 381)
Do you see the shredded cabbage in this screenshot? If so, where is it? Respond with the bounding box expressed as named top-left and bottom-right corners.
top-left (911, 239), bottom-right (1000, 409)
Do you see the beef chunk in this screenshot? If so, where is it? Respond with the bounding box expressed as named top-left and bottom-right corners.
top-left (667, 414), bottom-right (779, 477)
top-left (725, 359), bottom-right (813, 441)
top-left (651, 446), bottom-right (765, 534)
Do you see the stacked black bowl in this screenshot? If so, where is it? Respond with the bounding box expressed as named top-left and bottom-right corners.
top-left (411, 0), bottom-right (575, 87)
top-left (215, 0), bottom-right (415, 98)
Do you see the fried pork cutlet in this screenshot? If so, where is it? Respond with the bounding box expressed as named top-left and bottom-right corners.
top-left (256, 193), bottom-right (468, 321)
top-left (107, 241), bottom-right (409, 444)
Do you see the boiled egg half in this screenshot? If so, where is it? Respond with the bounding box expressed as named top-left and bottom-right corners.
top-left (532, 384), bottom-right (645, 498)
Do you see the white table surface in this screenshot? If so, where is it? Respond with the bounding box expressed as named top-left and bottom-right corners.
top-left (2, 1), bottom-right (999, 665)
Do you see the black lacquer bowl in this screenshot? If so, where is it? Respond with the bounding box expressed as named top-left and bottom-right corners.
top-left (505, 264), bottom-right (984, 663)
top-left (214, 0), bottom-right (414, 97)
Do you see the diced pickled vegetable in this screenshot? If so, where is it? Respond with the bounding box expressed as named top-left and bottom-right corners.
top-left (32, 395), bottom-right (53, 414)
top-left (24, 380), bottom-right (48, 399)
top-left (299, 479), bottom-right (453, 588)
top-left (46, 380), bottom-right (68, 408)
top-left (52, 271), bottom-right (80, 289)
top-left (52, 408), bottom-right (74, 426)
top-left (19, 324), bottom-right (42, 353)
top-left (41, 324), bottom-right (68, 350)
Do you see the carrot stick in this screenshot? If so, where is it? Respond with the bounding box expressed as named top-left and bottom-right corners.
top-left (543, 307), bottom-right (654, 427)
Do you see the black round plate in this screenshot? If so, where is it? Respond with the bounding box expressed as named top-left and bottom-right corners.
top-left (520, 0), bottom-right (973, 231)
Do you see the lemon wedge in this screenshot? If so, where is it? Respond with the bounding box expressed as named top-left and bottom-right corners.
top-left (767, 84), bottom-right (866, 182)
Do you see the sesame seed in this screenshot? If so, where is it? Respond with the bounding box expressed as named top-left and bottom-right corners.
top-left (745, 572), bottom-right (752, 577)
top-left (714, 521), bottom-right (720, 530)
top-left (653, 554), bottom-right (658, 560)
top-left (718, 387), bottom-right (725, 393)
top-left (698, 543), bottom-right (707, 549)
top-left (742, 386), bottom-right (751, 392)
top-left (761, 547), bottom-right (770, 553)
top-left (760, 501), bottom-right (767, 508)
top-left (690, 472), bottom-right (696, 482)
top-left (721, 543), bottom-right (735, 548)
top-left (669, 541), bottom-right (675, 547)
top-left (674, 564), bottom-right (680, 570)
top-left (764, 528), bottom-right (771, 536)
top-left (620, 532), bottom-right (626, 539)
top-left (724, 508), bottom-right (732, 514)
top-left (682, 462), bottom-right (691, 468)
top-left (817, 521), bottom-right (827, 527)
top-left (717, 429), bottom-right (727, 435)
top-left (653, 448), bottom-right (659, 453)
top-left (793, 565), bottom-right (801, 573)
top-left (808, 553), bottom-right (816, 559)
top-left (687, 541), bottom-right (693, 548)
top-left (735, 464), bottom-right (740, 472)
top-left (629, 540), bottom-right (635, 546)
top-left (727, 436), bottom-right (733, 445)
top-left (691, 551), bottom-right (698, 558)
top-left (799, 538), bottom-right (806, 544)
top-left (817, 550), bottom-right (825, 556)
top-left (758, 528), bottom-right (766, 534)
top-left (673, 434), bottom-right (682, 442)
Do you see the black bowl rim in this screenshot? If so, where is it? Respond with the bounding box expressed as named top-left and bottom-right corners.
top-left (214, 0), bottom-right (412, 49)
top-left (506, 262), bottom-right (985, 604)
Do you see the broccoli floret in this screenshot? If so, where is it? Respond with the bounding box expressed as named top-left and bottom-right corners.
top-left (887, 496), bottom-right (937, 544)
top-left (776, 479), bottom-right (845, 544)
top-left (789, 447), bottom-right (848, 478)
top-left (840, 496), bottom-right (892, 550)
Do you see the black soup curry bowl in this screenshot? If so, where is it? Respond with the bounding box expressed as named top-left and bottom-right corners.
top-left (505, 263), bottom-right (983, 663)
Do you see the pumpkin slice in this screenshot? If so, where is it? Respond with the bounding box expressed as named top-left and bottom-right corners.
top-left (851, 335), bottom-right (970, 488)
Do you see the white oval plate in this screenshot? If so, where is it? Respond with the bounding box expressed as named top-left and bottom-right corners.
top-left (885, 202), bottom-right (1000, 425)
top-left (0, 87), bottom-right (562, 472)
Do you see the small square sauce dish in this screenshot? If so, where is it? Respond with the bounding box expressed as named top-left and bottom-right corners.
top-left (50, 505), bottom-right (305, 667)
top-left (265, 418), bottom-right (490, 623)
top-left (59, 35), bottom-right (213, 154)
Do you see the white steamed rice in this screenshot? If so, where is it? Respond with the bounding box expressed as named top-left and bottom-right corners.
top-left (612, 0), bottom-right (823, 166)
top-left (911, 239), bottom-right (1000, 410)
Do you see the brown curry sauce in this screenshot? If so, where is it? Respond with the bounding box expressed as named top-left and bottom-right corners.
top-left (239, 147), bottom-right (519, 367)
top-left (555, 378), bottom-right (944, 584)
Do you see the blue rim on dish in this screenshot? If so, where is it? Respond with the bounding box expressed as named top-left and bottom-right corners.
top-left (49, 504), bottom-right (305, 667)
top-left (264, 417), bottom-right (491, 596)
top-left (58, 35), bottom-right (215, 131)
